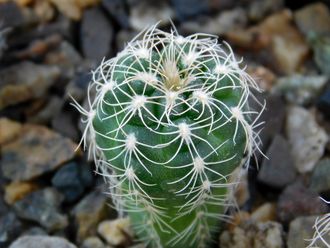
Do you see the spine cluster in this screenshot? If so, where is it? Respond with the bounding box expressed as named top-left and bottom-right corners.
top-left (74, 24), bottom-right (264, 247)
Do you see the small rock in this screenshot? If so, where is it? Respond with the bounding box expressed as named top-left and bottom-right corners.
top-left (0, 118), bottom-right (22, 146)
top-left (81, 7), bottom-right (114, 61)
top-left (7, 15), bottom-right (72, 48)
top-left (97, 218), bottom-right (132, 246)
top-left (33, 0), bottom-right (55, 22)
top-left (22, 227), bottom-right (48, 236)
top-left (273, 74), bottom-right (328, 105)
top-left (52, 162), bottom-right (93, 203)
top-left (10, 34), bottom-right (62, 65)
top-left (0, 212), bottom-right (23, 247)
top-left (180, 8), bottom-right (247, 36)
top-left (0, 2), bottom-right (25, 28)
top-left (65, 72), bottom-right (92, 103)
top-left (248, 0), bottom-right (284, 22)
top-left (170, 0), bottom-right (208, 21)
top-left (246, 65), bottom-right (276, 91)
top-left (0, 197), bottom-right (9, 217)
top-left (81, 236), bottom-right (107, 248)
top-left (317, 89), bottom-right (330, 118)
top-left (309, 32), bottom-right (330, 76)
top-left (13, 187), bottom-right (68, 231)
top-left (28, 96), bottom-right (63, 124)
top-left (226, 10), bottom-right (309, 74)
top-left (287, 215), bottom-right (330, 248)
top-left (71, 189), bottom-right (110, 242)
top-left (51, 111), bottom-right (79, 141)
top-left (220, 221), bottom-right (284, 248)
top-left (4, 181), bottom-right (38, 205)
top-left (256, 94), bottom-right (286, 152)
top-left (294, 2), bottom-right (330, 35)
top-left (310, 159), bottom-right (330, 194)
top-left (45, 41), bottom-right (83, 80)
top-left (1, 124), bottom-right (77, 181)
top-left (251, 203), bottom-right (277, 223)
top-left (102, 0), bottom-right (130, 29)
top-left (115, 30), bottom-right (137, 51)
top-left (129, 1), bottom-right (174, 31)
top-left (9, 235), bottom-right (77, 248)
top-left (48, 0), bottom-right (100, 20)
top-left (277, 180), bottom-right (328, 224)
top-left (258, 135), bottom-right (296, 188)
top-left (286, 106), bottom-right (328, 173)
top-left (232, 168), bottom-right (249, 207)
top-left (0, 62), bottom-right (60, 110)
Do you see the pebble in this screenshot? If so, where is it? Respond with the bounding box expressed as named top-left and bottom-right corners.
top-left (97, 218), bottom-right (132, 246)
top-left (317, 89), bottom-right (330, 118)
top-left (286, 106), bottom-right (328, 173)
top-left (1, 124), bottom-right (77, 181)
top-left (48, 0), bottom-right (100, 20)
top-left (81, 7), bottom-right (114, 62)
top-left (22, 227), bottom-right (48, 236)
top-left (51, 162), bottom-right (93, 203)
top-left (9, 235), bottom-right (77, 248)
top-left (170, 0), bottom-right (208, 21)
top-left (51, 111), bottom-right (80, 141)
top-left (27, 96), bottom-right (63, 124)
top-left (232, 168), bottom-right (250, 207)
top-left (13, 187), bottom-right (68, 232)
top-left (246, 65), bottom-right (276, 91)
top-left (129, 1), bottom-right (174, 31)
top-left (251, 203), bottom-right (277, 222)
top-left (309, 32), bottom-right (330, 76)
top-left (33, 0), bottom-right (55, 22)
top-left (44, 41), bottom-right (83, 80)
top-left (102, 0), bottom-right (130, 29)
top-left (248, 0), bottom-right (284, 22)
top-left (220, 221), bottom-right (284, 248)
top-left (0, 197), bottom-right (9, 217)
top-left (226, 10), bottom-right (309, 74)
top-left (273, 75), bottom-right (328, 105)
top-left (65, 72), bottom-right (92, 103)
top-left (0, 2), bottom-right (25, 28)
top-left (0, 61), bottom-right (60, 110)
top-left (14, 33), bottom-right (59, 57)
top-left (0, 212), bottom-right (23, 247)
top-left (257, 135), bottom-right (296, 188)
top-left (71, 189), bottom-right (110, 242)
top-left (115, 30), bottom-right (137, 51)
top-left (287, 215), bottom-right (330, 248)
top-left (0, 118), bottom-right (22, 146)
top-left (180, 8), bottom-right (247, 36)
top-left (310, 159), bottom-right (330, 194)
top-left (81, 236), bottom-right (107, 248)
top-left (4, 181), bottom-right (38, 205)
top-left (256, 94), bottom-right (286, 152)
top-left (277, 180), bottom-right (328, 224)
top-left (294, 2), bottom-right (330, 35)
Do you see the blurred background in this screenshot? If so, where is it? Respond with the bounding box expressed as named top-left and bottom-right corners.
top-left (0, 0), bottom-right (330, 247)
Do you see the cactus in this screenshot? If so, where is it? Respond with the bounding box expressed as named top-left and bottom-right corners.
top-left (307, 197), bottom-right (330, 248)
top-left (74, 25), bottom-right (264, 248)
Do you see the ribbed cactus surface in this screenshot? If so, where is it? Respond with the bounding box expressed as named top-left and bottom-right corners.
top-left (75, 25), bottom-right (263, 248)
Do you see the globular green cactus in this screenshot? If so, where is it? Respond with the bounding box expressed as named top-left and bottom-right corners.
top-left (75, 25), bottom-right (263, 248)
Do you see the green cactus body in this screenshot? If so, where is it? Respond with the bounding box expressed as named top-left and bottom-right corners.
top-left (76, 26), bottom-right (262, 248)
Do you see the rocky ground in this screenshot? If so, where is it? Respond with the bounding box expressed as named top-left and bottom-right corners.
top-left (0, 0), bottom-right (330, 247)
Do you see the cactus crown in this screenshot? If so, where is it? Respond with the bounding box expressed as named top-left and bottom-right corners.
top-left (74, 25), bottom-right (264, 248)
